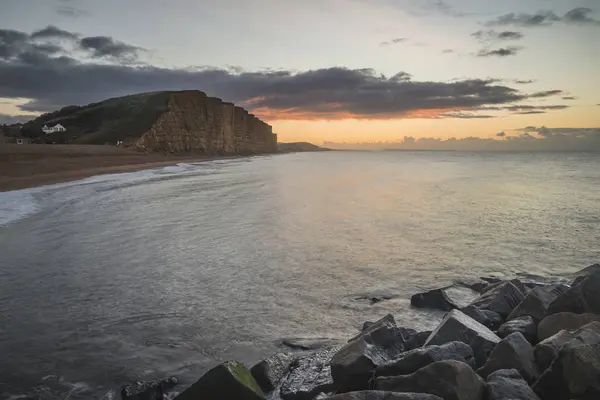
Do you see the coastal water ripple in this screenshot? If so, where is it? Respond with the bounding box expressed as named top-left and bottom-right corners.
top-left (1, 151), bottom-right (599, 399)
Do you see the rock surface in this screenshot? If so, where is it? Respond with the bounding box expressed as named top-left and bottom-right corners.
top-left (174, 361), bottom-right (264, 400)
top-left (376, 360), bottom-right (486, 400)
top-left (469, 282), bottom-right (525, 318)
top-left (537, 312), bottom-right (600, 341)
top-left (411, 285), bottom-right (480, 311)
top-left (280, 346), bottom-right (340, 400)
top-left (405, 331), bottom-right (432, 351)
top-left (460, 306), bottom-right (498, 330)
top-left (331, 314), bottom-right (408, 391)
top-left (568, 263), bottom-right (600, 287)
top-left (328, 392), bottom-right (443, 400)
top-left (532, 343), bottom-right (600, 400)
top-left (281, 337), bottom-right (344, 351)
top-left (507, 285), bottom-right (568, 323)
top-left (424, 310), bottom-right (501, 367)
top-left (477, 332), bottom-right (538, 383)
top-left (547, 266), bottom-right (600, 315)
top-left (121, 377), bottom-right (178, 400)
top-left (251, 352), bottom-right (296, 393)
top-left (375, 341), bottom-right (474, 377)
top-left (486, 369), bottom-right (540, 400)
top-left (497, 316), bottom-right (537, 344)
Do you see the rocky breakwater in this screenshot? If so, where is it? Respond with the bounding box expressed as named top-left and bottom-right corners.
top-left (135, 90), bottom-right (277, 154)
top-left (122, 263), bottom-right (600, 400)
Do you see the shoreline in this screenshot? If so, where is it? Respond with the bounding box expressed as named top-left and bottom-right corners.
top-left (0, 144), bottom-right (256, 192)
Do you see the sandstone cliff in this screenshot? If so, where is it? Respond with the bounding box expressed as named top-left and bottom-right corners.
top-left (20, 90), bottom-right (278, 155)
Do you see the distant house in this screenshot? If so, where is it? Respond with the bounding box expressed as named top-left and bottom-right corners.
top-left (42, 124), bottom-right (67, 135)
top-left (16, 137), bottom-right (32, 145)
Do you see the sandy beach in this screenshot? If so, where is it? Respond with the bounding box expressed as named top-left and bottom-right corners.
top-left (0, 144), bottom-right (231, 192)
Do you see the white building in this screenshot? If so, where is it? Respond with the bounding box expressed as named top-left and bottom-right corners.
top-left (42, 124), bottom-right (67, 135)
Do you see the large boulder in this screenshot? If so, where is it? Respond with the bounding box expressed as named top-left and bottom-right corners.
top-left (376, 360), bottom-right (486, 400)
top-left (331, 314), bottom-right (409, 392)
top-left (461, 305), bottom-right (500, 330)
top-left (405, 331), bottom-right (432, 351)
top-left (569, 263), bottom-right (600, 287)
top-left (280, 346), bottom-right (340, 400)
top-left (507, 285), bottom-right (569, 323)
top-left (537, 312), bottom-right (600, 341)
top-left (534, 322), bottom-right (600, 372)
top-left (469, 282), bottom-right (525, 319)
top-left (547, 266), bottom-right (600, 315)
top-left (486, 369), bottom-right (541, 400)
top-left (411, 285), bottom-right (480, 311)
top-left (497, 316), bottom-right (537, 344)
top-left (532, 343), bottom-right (600, 400)
top-left (476, 332), bottom-right (538, 383)
top-left (375, 341), bottom-right (474, 377)
top-left (482, 279), bottom-right (529, 297)
top-left (121, 377), bottom-right (178, 400)
top-left (251, 352), bottom-right (296, 393)
top-left (328, 392), bottom-right (443, 400)
top-left (424, 310), bottom-right (501, 367)
top-left (174, 361), bottom-right (264, 400)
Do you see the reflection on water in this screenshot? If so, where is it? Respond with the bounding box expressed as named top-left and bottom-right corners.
top-left (1, 151), bottom-right (599, 398)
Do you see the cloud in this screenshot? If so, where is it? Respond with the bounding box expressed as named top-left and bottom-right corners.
top-left (0, 114), bottom-right (33, 124)
top-left (562, 96), bottom-right (577, 100)
top-left (529, 90), bottom-right (563, 98)
top-left (472, 30), bottom-right (524, 42)
top-left (437, 112), bottom-right (496, 119)
top-left (442, 49), bottom-right (454, 53)
top-left (380, 37), bottom-right (409, 46)
top-left (0, 26), bottom-right (569, 121)
top-left (477, 47), bottom-right (523, 57)
top-left (55, 0), bottom-right (88, 18)
top-left (30, 25), bottom-right (79, 40)
top-left (515, 80), bottom-right (535, 84)
top-left (79, 36), bottom-right (144, 60)
top-left (496, 132), bottom-right (506, 137)
top-left (487, 8), bottom-right (600, 28)
top-left (516, 111), bottom-right (546, 114)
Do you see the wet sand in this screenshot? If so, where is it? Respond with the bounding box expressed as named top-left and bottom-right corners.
top-left (0, 144), bottom-right (230, 192)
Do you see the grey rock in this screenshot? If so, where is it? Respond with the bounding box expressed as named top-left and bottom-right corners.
top-left (547, 266), bottom-right (600, 315)
top-left (331, 314), bottom-right (408, 391)
top-left (453, 278), bottom-right (489, 293)
top-left (424, 310), bottom-right (501, 367)
top-left (121, 377), bottom-right (178, 400)
top-left (537, 312), bottom-right (600, 341)
top-left (534, 322), bottom-right (600, 372)
top-left (569, 263), bottom-right (600, 287)
top-left (498, 316), bottom-right (537, 344)
top-left (280, 346), bottom-right (340, 400)
top-left (376, 360), bottom-right (486, 400)
top-left (405, 331), bottom-right (432, 351)
top-left (532, 343), bottom-right (600, 400)
top-left (174, 361), bottom-right (264, 400)
top-left (411, 284), bottom-right (480, 312)
top-left (470, 282), bottom-right (525, 319)
top-left (507, 285), bottom-right (569, 323)
top-left (251, 352), bottom-right (296, 393)
top-left (376, 341), bottom-right (474, 377)
top-left (281, 337), bottom-right (344, 351)
top-left (461, 306), bottom-right (502, 330)
top-left (481, 310), bottom-right (504, 330)
top-left (328, 391), bottom-right (443, 400)
top-left (482, 279), bottom-right (529, 297)
top-left (486, 369), bottom-right (540, 400)
top-left (477, 332), bottom-right (538, 383)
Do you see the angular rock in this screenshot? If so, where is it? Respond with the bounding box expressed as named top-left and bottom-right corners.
top-left (534, 322), bottom-right (600, 372)
top-left (453, 278), bottom-right (489, 293)
top-left (376, 341), bottom-right (474, 377)
top-left (405, 331), bottom-right (432, 351)
top-left (482, 279), bottom-right (529, 296)
top-left (547, 266), bottom-right (600, 315)
top-left (424, 310), bottom-right (501, 367)
top-left (376, 360), bottom-right (486, 400)
top-left (497, 316), bottom-right (537, 345)
top-left (331, 314), bottom-right (409, 392)
top-left (411, 285), bottom-right (480, 311)
top-left (486, 369), bottom-right (540, 400)
top-left (537, 312), bottom-right (600, 341)
top-left (476, 332), bottom-right (538, 383)
top-left (532, 343), bottom-right (600, 400)
top-left (470, 282), bottom-right (525, 319)
top-left (280, 346), bottom-right (340, 400)
top-left (569, 263), bottom-right (600, 287)
top-left (251, 352), bottom-right (296, 393)
top-left (507, 285), bottom-right (569, 323)
top-left (121, 377), bottom-right (178, 400)
top-left (461, 306), bottom-right (501, 330)
top-left (174, 361), bottom-right (264, 400)
top-left (328, 391), bottom-right (443, 400)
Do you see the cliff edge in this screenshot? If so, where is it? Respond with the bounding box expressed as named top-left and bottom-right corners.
top-left (20, 90), bottom-right (277, 155)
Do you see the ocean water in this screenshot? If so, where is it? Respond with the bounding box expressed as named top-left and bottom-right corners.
top-left (0, 151), bottom-right (599, 399)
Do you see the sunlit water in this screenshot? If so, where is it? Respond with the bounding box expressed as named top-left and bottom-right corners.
top-left (1, 151), bottom-right (599, 399)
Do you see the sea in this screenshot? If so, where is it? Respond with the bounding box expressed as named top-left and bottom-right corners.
top-left (0, 151), bottom-right (599, 399)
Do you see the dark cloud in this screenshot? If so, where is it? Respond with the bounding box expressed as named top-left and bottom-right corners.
top-left (79, 36), bottom-right (143, 60)
top-left (562, 96), bottom-right (577, 100)
top-left (516, 111), bottom-right (546, 114)
top-left (55, 0), bottom-right (89, 18)
top-left (380, 38), bottom-right (408, 46)
top-left (472, 30), bottom-right (524, 42)
top-left (0, 26), bottom-right (570, 121)
top-left (487, 8), bottom-right (600, 27)
top-left (0, 29), bottom-right (29, 59)
top-left (496, 132), bottom-right (506, 137)
top-left (477, 47), bottom-right (522, 57)
top-left (515, 79), bottom-right (535, 84)
top-left (504, 105), bottom-right (568, 111)
top-left (0, 114), bottom-right (33, 124)
top-left (30, 25), bottom-right (79, 40)
top-left (530, 90), bottom-right (563, 98)
top-left (437, 112), bottom-right (496, 119)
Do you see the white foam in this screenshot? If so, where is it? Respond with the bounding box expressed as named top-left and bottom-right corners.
top-left (0, 189), bottom-right (39, 227)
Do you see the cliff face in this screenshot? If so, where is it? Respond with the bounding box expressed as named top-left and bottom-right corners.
top-left (135, 91), bottom-right (277, 154)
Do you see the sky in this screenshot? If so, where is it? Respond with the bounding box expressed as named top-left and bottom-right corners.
top-left (0, 0), bottom-right (599, 146)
